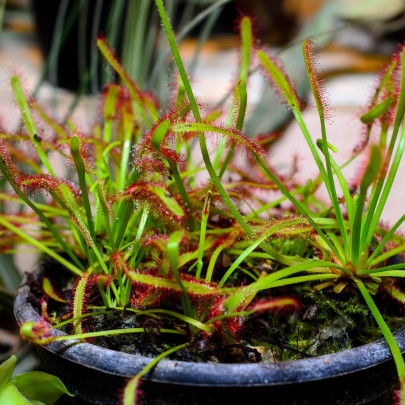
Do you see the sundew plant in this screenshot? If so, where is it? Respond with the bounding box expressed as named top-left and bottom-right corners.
top-left (1, 0), bottom-right (405, 404)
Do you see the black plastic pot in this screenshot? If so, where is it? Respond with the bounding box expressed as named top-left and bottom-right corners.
top-left (14, 263), bottom-right (403, 405)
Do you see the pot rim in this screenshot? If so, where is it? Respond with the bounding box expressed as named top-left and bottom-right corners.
top-left (14, 264), bottom-right (405, 387)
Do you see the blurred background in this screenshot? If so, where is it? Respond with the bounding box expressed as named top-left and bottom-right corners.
top-left (1, 0), bottom-right (405, 379)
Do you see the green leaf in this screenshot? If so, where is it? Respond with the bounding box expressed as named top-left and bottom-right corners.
top-left (42, 278), bottom-right (67, 303)
top-left (351, 144), bottom-right (383, 263)
top-left (70, 135), bottom-right (95, 239)
top-left (171, 122), bottom-right (264, 157)
top-left (150, 119), bottom-right (171, 152)
top-left (237, 17), bottom-right (253, 83)
top-left (126, 272), bottom-right (226, 296)
top-left (103, 84), bottom-right (120, 143)
top-left (0, 383), bottom-right (33, 405)
top-left (360, 144), bottom-right (382, 192)
top-left (0, 355), bottom-right (16, 392)
top-left (256, 50), bottom-right (301, 114)
top-left (146, 185), bottom-right (185, 218)
top-left (219, 217), bottom-right (312, 287)
top-left (360, 95), bottom-right (393, 124)
top-left (12, 372), bottom-right (73, 404)
top-left (356, 278), bottom-right (405, 383)
top-left (97, 38), bottom-right (153, 128)
top-left (316, 139), bottom-right (338, 153)
top-left (10, 76), bottom-right (54, 176)
top-left (168, 230), bottom-right (193, 317)
top-left (72, 272), bottom-right (90, 335)
top-left (123, 343), bottom-right (187, 405)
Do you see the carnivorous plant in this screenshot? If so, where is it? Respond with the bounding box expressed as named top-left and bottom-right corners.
top-left (1, 1), bottom-right (405, 404)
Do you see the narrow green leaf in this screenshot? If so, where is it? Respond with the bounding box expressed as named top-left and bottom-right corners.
top-left (73, 272), bottom-right (90, 336)
top-left (316, 139), bottom-right (338, 153)
top-left (96, 184), bottom-right (112, 240)
top-left (0, 217), bottom-right (82, 276)
top-left (304, 38), bottom-right (349, 254)
top-left (356, 278), bottom-right (405, 383)
top-left (219, 217), bottom-right (312, 287)
top-left (146, 184), bottom-right (184, 218)
top-left (237, 17), bottom-right (252, 83)
top-left (125, 271), bottom-right (225, 296)
top-left (57, 183), bottom-right (108, 274)
top-left (97, 38), bottom-right (153, 128)
top-left (363, 47), bottom-right (405, 248)
top-left (154, 0), bottom-right (294, 267)
top-left (123, 343), bottom-right (187, 405)
top-left (24, 326), bottom-right (184, 345)
top-left (168, 231), bottom-right (193, 317)
top-left (150, 119), bottom-right (171, 151)
top-left (0, 356), bottom-right (16, 392)
top-left (0, 152), bottom-right (85, 272)
top-left (195, 191), bottom-right (212, 279)
top-left (42, 278), bottom-right (67, 303)
top-left (215, 14), bottom-right (252, 170)
top-left (10, 76), bottom-right (54, 176)
top-left (218, 81), bottom-right (248, 176)
top-left (367, 213), bottom-right (405, 266)
top-left (171, 122), bottom-right (264, 157)
top-left (223, 266), bottom-right (339, 314)
top-left (360, 95), bottom-right (393, 124)
top-left (352, 145), bottom-right (382, 263)
top-left (70, 135), bottom-right (95, 238)
top-left (103, 85), bottom-right (120, 143)
top-left (360, 144), bottom-right (382, 191)
top-left (257, 50), bottom-right (301, 113)
top-left (119, 104), bottom-right (135, 190)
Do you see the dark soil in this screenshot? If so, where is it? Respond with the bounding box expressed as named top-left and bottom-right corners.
top-left (26, 257), bottom-right (405, 364)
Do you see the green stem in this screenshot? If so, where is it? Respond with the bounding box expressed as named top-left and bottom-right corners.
top-left (215, 15), bottom-right (252, 171)
top-left (195, 191), bottom-right (212, 279)
top-left (70, 136), bottom-right (95, 239)
top-left (114, 201), bottom-right (134, 249)
top-left (218, 81), bottom-right (248, 178)
top-left (0, 217), bottom-right (82, 276)
top-left (31, 327), bottom-right (184, 344)
top-left (11, 76), bottom-right (55, 176)
top-left (123, 343), bottom-right (187, 405)
top-left (367, 213), bottom-right (405, 266)
top-left (170, 161), bottom-right (194, 229)
top-left (363, 48), bottom-right (405, 248)
top-left (155, 0), bottom-right (293, 267)
top-left (205, 245), bottom-right (223, 283)
top-left (255, 156), bottom-right (343, 262)
top-left (364, 123), bottom-right (405, 250)
top-left (356, 279), bottom-right (405, 385)
top-left (0, 158), bottom-right (85, 271)
top-left (168, 231), bottom-right (193, 318)
top-left (318, 121), bottom-right (348, 253)
top-left (119, 111), bottom-right (134, 190)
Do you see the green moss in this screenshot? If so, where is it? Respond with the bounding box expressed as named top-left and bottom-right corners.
top-left (244, 283), bottom-right (405, 361)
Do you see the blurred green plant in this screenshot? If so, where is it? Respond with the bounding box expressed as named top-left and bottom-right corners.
top-left (33, 0), bottom-right (231, 111)
top-left (0, 355), bottom-right (73, 405)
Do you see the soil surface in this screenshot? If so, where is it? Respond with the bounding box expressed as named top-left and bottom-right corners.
top-left (25, 257), bottom-right (405, 364)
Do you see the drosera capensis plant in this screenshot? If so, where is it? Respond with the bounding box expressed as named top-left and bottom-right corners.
top-left (1, 1), bottom-right (405, 404)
